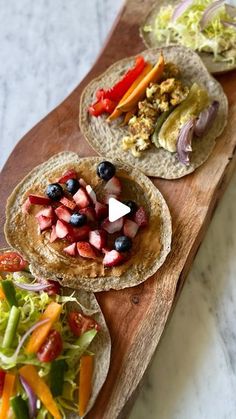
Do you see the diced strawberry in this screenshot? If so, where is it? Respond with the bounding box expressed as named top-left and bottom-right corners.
top-left (35, 206), bottom-right (54, 219)
top-left (123, 219), bottom-right (139, 238)
top-left (64, 242), bottom-right (77, 256)
top-left (73, 188), bottom-right (90, 209)
top-left (101, 217), bottom-right (123, 234)
top-left (50, 225), bottom-right (58, 243)
top-left (55, 220), bottom-right (70, 238)
top-left (103, 250), bottom-right (124, 267)
top-left (77, 242), bottom-right (97, 259)
top-left (57, 169), bottom-right (77, 183)
top-left (103, 194), bottom-right (118, 205)
top-left (89, 230), bottom-right (107, 251)
top-left (79, 178), bottom-right (87, 188)
top-left (37, 215), bottom-right (53, 231)
top-left (22, 198), bottom-right (31, 214)
top-left (95, 201), bottom-right (108, 220)
top-left (60, 196), bottom-right (76, 210)
top-left (29, 195), bottom-right (52, 206)
top-left (67, 225), bottom-right (91, 242)
top-left (79, 207), bottom-right (96, 223)
top-left (134, 207), bottom-right (148, 228)
top-left (55, 206), bottom-right (71, 223)
top-left (86, 185), bottom-right (97, 204)
top-left (104, 176), bottom-right (121, 195)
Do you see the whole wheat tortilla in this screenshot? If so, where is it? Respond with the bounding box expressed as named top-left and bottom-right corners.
top-left (140, 0), bottom-right (236, 75)
top-left (4, 152), bottom-right (172, 292)
top-left (0, 248), bottom-right (111, 418)
top-left (79, 46), bottom-right (228, 179)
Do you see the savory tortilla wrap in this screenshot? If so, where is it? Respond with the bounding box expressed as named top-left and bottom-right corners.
top-left (4, 152), bottom-right (172, 292)
top-left (79, 46), bottom-right (228, 179)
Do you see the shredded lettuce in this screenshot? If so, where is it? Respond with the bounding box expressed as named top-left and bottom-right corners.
top-left (144, 0), bottom-right (236, 63)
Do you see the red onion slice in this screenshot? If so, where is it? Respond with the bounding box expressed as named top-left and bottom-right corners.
top-left (177, 119), bottom-right (195, 166)
top-left (200, 0), bottom-right (225, 30)
top-left (13, 281), bottom-right (51, 292)
top-left (195, 101), bottom-right (219, 137)
top-left (20, 376), bottom-right (37, 418)
top-left (172, 0), bottom-right (193, 21)
top-left (221, 19), bottom-right (236, 27)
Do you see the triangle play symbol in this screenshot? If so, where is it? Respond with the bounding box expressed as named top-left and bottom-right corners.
top-left (108, 197), bottom-right (131, 222)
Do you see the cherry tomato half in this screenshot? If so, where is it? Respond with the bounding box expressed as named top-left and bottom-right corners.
top-left (0, 252), bottom-right (28, 272)
top-left (68, 311), bottom-right (100, 337)
top-left (37, 330), bottom-right (63, 363)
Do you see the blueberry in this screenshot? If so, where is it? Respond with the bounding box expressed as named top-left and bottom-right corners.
top-left (97, 161), bottom-right (116, 181)
top-left (46, 183), bottom-right (63, 201)
top-left (114, 236), bottom-right (132, 253)
top-left (123, 200), bottom-right (138, 217)
top-left (70, 213), bottom-right (87, 227)
top-left (66, 178), bottom-right (80, 195)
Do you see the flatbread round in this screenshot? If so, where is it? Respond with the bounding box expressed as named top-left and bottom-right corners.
top-left (140, 0), bottom-right (236, 75)
top-left (0, 247), bottom-right (111, 417)
top-left (79, 46), bottom-right (228, 179)
top-left (4, 152), bottom-right (172, 292)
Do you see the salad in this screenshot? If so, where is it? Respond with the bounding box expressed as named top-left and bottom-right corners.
top-left (0, 250), bottom-right (102, 419)
top-left (143, 0), bottom-right (236, 64)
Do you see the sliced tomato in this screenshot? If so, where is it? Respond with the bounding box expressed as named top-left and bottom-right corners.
top-left (37, 329), bottom-right (63, 363)
top-left (0, 370), bottom-right (6, 397)
top-left (0, 252), bottom-right (28, 272)
top-left (68, 311), bottom-right (100, 337)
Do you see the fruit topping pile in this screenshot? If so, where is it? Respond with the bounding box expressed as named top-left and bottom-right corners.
top-left (22, 161), bottom-right (148, 267)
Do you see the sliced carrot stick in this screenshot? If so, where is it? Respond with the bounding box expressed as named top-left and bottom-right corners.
top-left (26, 302), bottom-right (62, 354)
top-left (19, 365), bottom-right (61, 419)
top-left (117, 53), bottom-right (164, 112)
top-left (0, 287), bottom-right (5, 300)
top-left (0, 373), bottom-right (16, 419)
top-left (107, 62), bottom-right (153, 122)
top-left (79, 355), bottom-right (94, 417)
top-left (123, 108), bottom-right (137, 125)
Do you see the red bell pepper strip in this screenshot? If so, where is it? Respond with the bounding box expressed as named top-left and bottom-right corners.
top-left (0, 370), bottom-right (6, 397)
top-left (88, 55), bottom-right (146, 117)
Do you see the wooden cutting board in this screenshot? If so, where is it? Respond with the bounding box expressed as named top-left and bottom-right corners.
top-left (0, 0), bottom-right (236, 417)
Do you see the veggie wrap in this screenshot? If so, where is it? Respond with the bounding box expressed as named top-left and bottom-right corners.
top-left (79, 46), bottom-right (228, 179)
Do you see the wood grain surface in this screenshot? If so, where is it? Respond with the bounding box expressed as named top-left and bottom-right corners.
top-left (0, 0), bottom-right (236, 418)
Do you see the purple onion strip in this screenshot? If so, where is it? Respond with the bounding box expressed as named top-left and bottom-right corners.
top-left (194, 101), bottom-right (219, 137)
top-left (200, 0), bottom-right (225, 30)
top-left (172, 0), bottom-right (193, 22)
top-left (221, 19), bottom-right (236, 28)
top-left (13, 281), bottom-right (51, 292)
top-left (20, 376), bottom-right (37, 418)
top-left (177, 118), bottom-right (195, 166)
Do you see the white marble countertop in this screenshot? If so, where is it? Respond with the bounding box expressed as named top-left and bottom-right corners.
top-left (1, 1), bottom-right (236, 418)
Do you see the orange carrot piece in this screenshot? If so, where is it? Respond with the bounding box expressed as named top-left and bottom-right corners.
top-left (79, 355), bottom-right (94, 417)
top-left (117, 53), bottom-right (164, 112)
top-left (26, 302), bottom-right (62, 354)
top-left (19, 365), bottom-right (61, 419)
top-left (123, 108), bottom-right (137, 125)
top-left (0, 373), bottom-right (16, 419)
top-left (107, 62), bottom-right (153, 121)
top-left (0, 287), bottom-right (5, 300)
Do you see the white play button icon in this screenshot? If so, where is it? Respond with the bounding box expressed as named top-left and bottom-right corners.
top-left (108, 197), bottom-right (130, 222)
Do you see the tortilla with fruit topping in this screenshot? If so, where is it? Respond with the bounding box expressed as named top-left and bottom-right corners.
top-left (4, 152), bottom-right (171, 292)
top-left (79, 46), bottom-right (228, 179)
top-left (0, 248), bottom-right (111, 418)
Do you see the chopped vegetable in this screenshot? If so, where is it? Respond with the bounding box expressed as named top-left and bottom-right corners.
top-left (2, 305), bottom-right (21, 349)
top-left (151, 106), bottom-right (174, 148)
top-left (88, 98), bottom-right (117, 116)
top-left (123, 108), bottom-right (137, 125)
top-left (0, 372), bottom-right (16, 419)
top-left (19, 365), bottom-right (62, 419)
top-left (11, 395), bottom-right (30, 419)
top-left (26, 302), bottom-right (62, 354)
top-left (0, 370), bottom-right (6, 397)
top-left (50, 359), bottom-right (67, 397)
top-left (108, 62), bottom-right (153, 121)
top-left (20, 375), bottom-right (37, 419)
top-left (0, 287), bottom-right (5, 300)
top-left (68, 311), bottom-right (100, 337)
top-left (195, 100), bottom-right (219, 137)
top-left (0, 252), bottom-right (28, 272)
top-left (1, 280), bottom-right (18, 307)
top-left (200, 0), bottom-right (225, 30)
top-left (13, 281), bottom-right (51, 292)
top-left (177, 118), bottom-right (195, 165)
top-left (37, 329), bottom-right (63, 362)
top-left (79, 355), bottom-right (94, 417)
top-left (117, 53), bottom-right (164, 112)
top-left (172, 0), bottom-right (193, 21)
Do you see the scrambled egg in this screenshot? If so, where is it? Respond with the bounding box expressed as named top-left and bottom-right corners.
top-left (121, 62), bottom-right (189, 158)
